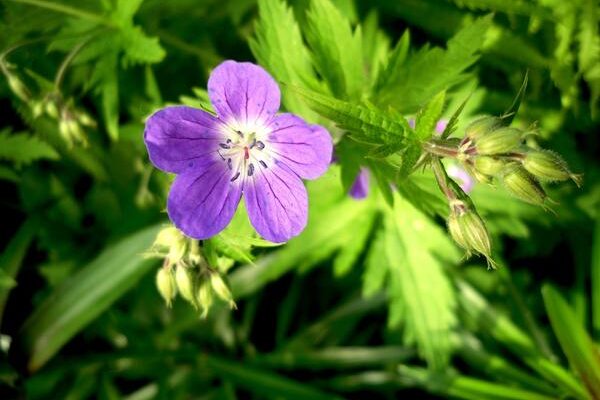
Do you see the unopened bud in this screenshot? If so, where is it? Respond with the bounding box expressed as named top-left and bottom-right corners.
top-left (475, 127), bottom-right (522, 155)
top-left (156, 268), bottom-right (176, 307)
top-left (465, 117), bottom-right (502, 140)
top-left (58, 119), bottom-right (72, 145)
top-left (197, 279), bottom-right (213, 318)
top-left (154, 227), bottom-right (187, 264)
top-left (7, 75), bottom-right (30, 101)
top-left (448, 208), bottom-right (495, 269)
top-left (523, 150), bottom-right (581, 187)
top-left (210, 273), bottom-right (236, 309)
top-left (45, 99), bottom-right (59, 119)
top-left (502, 166), bottom-right (547, 206)
top-left (31, 101), bottom-right (44, 118)
top-left (175, 264), bottom-right (197, 306)
top-left (77, 111), bottom-right (96, 128)
top-left (474, 156), bottom-right (506, 177)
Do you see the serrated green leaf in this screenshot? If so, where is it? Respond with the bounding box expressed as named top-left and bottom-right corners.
top-left (290, 86), bottom-right (409, 145)
top-left (441, 94), bottom-right (471, 139)
top-left (374, 29), bottom-right (410, 93)
top-left (333, 202), bottom-right (376, 276)
top-left (376, 15), bottom-right (491, 113)
top-left (415, 91), bottom-right (446, 141)
top-left (121, 26), bottom-right (165, 66)
top-left (305, 0), bottom-right (363, 100)
top-left (112, 0), bottom-right (144, 25)
top-left (249, 0), bottom-right (318, 117)
top-left (362, 227), bottom-right (387, 297)
top-left (577, 0), bottom-right (600, 117)
top-left (361, 11), bottom-right (391, 91)
top-left (0, 131), bottom-right (59, 166)
top-left (383, 193), bottom-right (459, 370)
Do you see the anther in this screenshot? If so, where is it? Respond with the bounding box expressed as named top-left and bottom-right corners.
top-left (235, 130), bottom-right (244, 138)
top-left (230, 172), bottom-right (240, 182)
top-left (248, 163), bottom-right (255, 176)
top-left (249, 138), bottom-right (256, 149)
top-left (219, 143), bottom-right (230, 149)
top-left (227, 158), bottom-right (232, 170)
top-left (259, 160), bottom-right (267, 169)
top-left (255, 141), bottom-right (265, 150)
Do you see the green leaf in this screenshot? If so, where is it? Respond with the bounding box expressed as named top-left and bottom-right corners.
top-left (376, 15), bottom-right (492, 113)
top-left (362, 227), bottom-right (388, 297)
top-left (93, 52), bottom-right (120, 141)
top-left (290, 86), bottom-right (410, 145)
top-left (361, 11), bottom-right (391, 90)
top-left (120, 26), bottom-right (166, 66)
top-left (415, 91), bottom-right (446, 141)
top-left (592, 218), bottom-right (600, 339)
top-left (249, 0), bottom-right (318, 117)
top-left (543, 284), bottom-right (600, 399)
top-left (205, 355), bottom-right (343, 400)
top-left (383, 193), bottom-right (459, 369)
top-left (305, 0), bottom-right (363, 100)
top-left (333, 201), bottom-right (376, 276)
top-left (0, 130), bottom-right (59, 166)
top-left (111, 0), bottom-right (144, 25)
top-left (440, 94), bottom-right (471, 139)
top-left (577, 0), bottom-right (600, 117)
top-left (374, 29), bottom-right (410, 93)
top-left (17, 224), bottom-right (160, 372)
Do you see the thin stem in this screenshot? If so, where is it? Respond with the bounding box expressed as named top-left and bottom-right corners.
top-left (54, 37), bottom-right (94, 90)
top-left (423, 140), bottom-right (460, 158)
top-left (6, 0), bottom-right (114, 27)
top-left (431, 157), bottom-right (456, 202)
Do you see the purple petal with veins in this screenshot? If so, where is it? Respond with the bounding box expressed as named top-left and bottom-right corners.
top-left (144, 60), bottom-right (333, 242)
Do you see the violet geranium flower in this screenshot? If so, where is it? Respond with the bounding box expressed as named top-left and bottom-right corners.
top-left (144, 61), bottom-right (333, 242)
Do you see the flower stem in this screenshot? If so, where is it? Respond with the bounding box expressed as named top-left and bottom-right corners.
top-left (54, 36), bottom-right (95, 90)
top-left (423, 140), bottom-right (459, 158)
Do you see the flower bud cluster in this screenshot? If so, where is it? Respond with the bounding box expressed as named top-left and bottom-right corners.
top-left (2, 61), bottom-right (93, 148)
top-left (450, 117), bottom-right (581, 207)
top-left (150, 226), bottom-right (236, 317)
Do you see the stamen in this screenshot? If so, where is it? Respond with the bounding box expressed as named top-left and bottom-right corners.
top-left (219, 143), bottom-right (230, 149)
top-left (249, 138), bottom-right (256, 149)
top-left (235, 130), bottom-right (244, 138)
top-left (255, 141), bottom-right (265, 150)
top-left (259, 160), bottom-right (267, 169)
top-left (226, 139), bottom-right (232, 143)
top-left (227, 158), bottom-right (232, 170)
top-left (230, 172), bottom-right (240, 182)
top-left (248, 163), bottom-right (255, 176)
top-left (217, 150), bottom-right (225, 160)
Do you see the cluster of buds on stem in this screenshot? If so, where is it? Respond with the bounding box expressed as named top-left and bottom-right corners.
top-left (150, 226), bottom-right (236, 317)
top-left (425, 116), bottom-right (581, 209)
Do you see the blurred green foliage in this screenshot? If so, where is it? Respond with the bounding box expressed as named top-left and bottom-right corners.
top-left (0, 0), bottom-right (599, 399)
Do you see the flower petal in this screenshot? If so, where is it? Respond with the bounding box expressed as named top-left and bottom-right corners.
top-left (207, 60), bottom-right (280, 127)
top-left (144, 106), bottom-right (224, 174)
top-left (266, 114), bottom-right (332, 180)
top-left (349, 168), bottom-right (370, 199)
top-left (244, 163), bottom-right (307, 243)
top-left (167, 161), bottom-right (242, 239)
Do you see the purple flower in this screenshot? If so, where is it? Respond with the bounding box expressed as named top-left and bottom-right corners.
top-left (144, 61), bottom-right (332, 243)
top-left (447, 163), bottom-right (474, 193)
top-left (349, 168), bottom-right (369, 199)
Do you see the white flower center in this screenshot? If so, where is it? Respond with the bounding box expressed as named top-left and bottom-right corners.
top-left (217, 124), bottom-right (273, 183)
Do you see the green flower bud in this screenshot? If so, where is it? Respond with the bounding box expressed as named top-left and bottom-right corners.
top-left (502, 166), bottom-right (547, 206)
top-left (523, 150), bottom-right (582, 187)
top-left (7, 75), bottom-right (30, 101)
top-left (154, 227), bottom-right (187, 264)
top-left (31, 100), bottom-right (44, 118)
top-left (210, 272), bottom-right (236, 309)
top-left (197, 279), bottom-right (213, 318)
top-left (45, 99), bottom-right (59, 119)
top-left (77, 111), bottom-right (96, 128)
top-left (156, 268), bottom-right (176, 307)
top-left (475, 127), bottom-right (523, 155)
top-left (175, 264), bottom-right (197, 306)
top-left (448, 209), bottom-right (496, 269)
top-left (465, 117), bottom-right (502, 140)
top-left (474, 156), bottom-right (506, 177)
